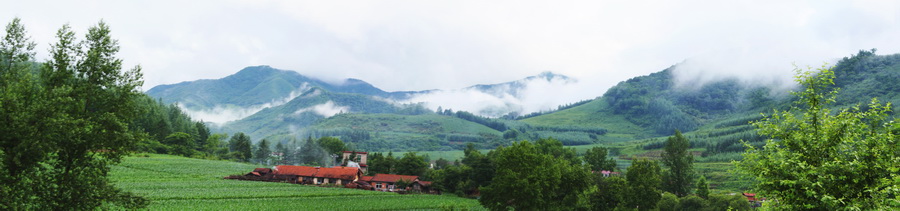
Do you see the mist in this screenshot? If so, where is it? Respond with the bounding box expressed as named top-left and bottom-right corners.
top-left (181, 86), bottom-right (310, 125)
top-left (294, 101), bottom-right (350, 118)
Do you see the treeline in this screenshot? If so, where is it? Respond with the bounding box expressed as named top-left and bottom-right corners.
top-left (436, 109), bottom-right (508, 131)
top-left (515, 98), bottom-right (594, 119)
top-left (427, 136), bottom-right (750, 210)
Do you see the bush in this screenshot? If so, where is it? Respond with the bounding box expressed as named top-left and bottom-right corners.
top-left (677, 195), bottom-right (708, 211)
top-left (657, 192), bottom-right (679, 211)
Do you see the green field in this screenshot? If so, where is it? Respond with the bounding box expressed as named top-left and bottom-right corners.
top-left (110, 154), bottom-right (484, 210)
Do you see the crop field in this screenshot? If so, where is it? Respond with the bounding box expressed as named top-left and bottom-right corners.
top-left (110, 154), bottom-right (484, 210)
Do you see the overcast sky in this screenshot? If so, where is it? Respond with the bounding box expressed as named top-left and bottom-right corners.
top-left (3, 0), bottom-right (899, 95)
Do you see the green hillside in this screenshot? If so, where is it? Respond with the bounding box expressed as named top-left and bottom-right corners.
top-left (110, 154), bottom-right (483, 210)
top-left (307, 113), bottom-right (505, 151)
top-left (221, 88), bottom-right (428, 140)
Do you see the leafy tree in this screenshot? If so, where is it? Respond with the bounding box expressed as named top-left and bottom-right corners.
top-left (396, 152), bottom-right (428, 176)
top-left (707, 194), bottom-right (750, 211)
top-left (433, 157), bottom-right (450, 170)
top-left (254, 139), bottom-right (271, 164)
top-left (589, 175), bottom-right (628, 211)
top-left (461, 143), bottom-right (493, 191)
top-left (195, 122), bottom-right (210, 151)
top-left (696, 175), bottom-right (709, 199)
top-left (0, 19), bottom-right (148, 209)
top-left (228, 133), bottom-right (252, 162)
top-left (657, 192), bottom-right (679, 211)
top-left (534, 137), bottom-right (579, 165)
top-left (677, 195), bottom-right (709, 211)
top-left (661, 130), bottom-right (694, 197)
top-left (624, 158), bottom-right (662, 210)
top-left (316, 136), bottom-right (346, 155)
top-left (737, 65), bottom-right (899, 210)
top-left (164, 132), bottom-right (196, 157)
top-left (479, 141), bottom-right (592, 210)
top-left (300, 136), bottom-right (327, 166)
top-left (584, 146), bottom-right (617, 171)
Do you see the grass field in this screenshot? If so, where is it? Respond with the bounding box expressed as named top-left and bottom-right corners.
top-left (110, 154), bottom-right (485, 210)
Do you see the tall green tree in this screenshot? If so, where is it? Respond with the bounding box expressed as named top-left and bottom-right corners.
top-left (584, 146), bottom-right (617, 171)
top-left (300, 136), bottom-right (327, 165)
top-left (164, 132), bottom-right (196, 157)
top-left (661, 130), bottom-right (694, 197)
top-left (0, 19), bottom-right (147, 209)
top-left (229, 132), bottom-right (252, 162)
top-left (737, 65), bottom-right (899, 210)
top-left (479, 141), bottom-right (592, 210)
top-left (625, 158), bottom-right (662, 211)
top-left (254, 139), bottom-right (271, 164)
top-left (696, 175), bottom-right (709, 199)
top-left (396, 152), bottom-right (428, 176)
top-left (316, 136), bottom-right (346, 155)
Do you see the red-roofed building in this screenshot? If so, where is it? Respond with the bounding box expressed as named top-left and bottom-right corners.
top-left (273, 165), bottom-right (362, 185)
top-left (360, 176), bottom-right (374, 182)
top-left (315, 166), bottom-right (362, 185)
top-left (369, 174), bottom-right (419, 191)
top-left (742, 193), bottom-right (757, 202)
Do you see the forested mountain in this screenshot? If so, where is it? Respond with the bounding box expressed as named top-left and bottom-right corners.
top-left (145, 65), bottom-right (421, 110)
top-left (146, 50), bottom-right (900, 152)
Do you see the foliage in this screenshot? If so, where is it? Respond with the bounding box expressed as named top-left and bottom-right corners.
top-left (657, 192), bottom-right (679, 211)
top-left (253, 139), bottom-right (271, 164)
top-left (737, 65), bottom-right (900, 210)
top-left (589, 175), bottom-right (628, 211)
top-left (584, 146), bottom-right (617, 171)
top-left (299, 136), bottom-right (328, 166)
top-left (661, 130), bottom-right (694, 197)
top-left (677, 195), bottom-right (709, 211)
top-left (316, 136), bottom-right (346, 156)
top-left (624, 158), bottom-right (662, 210)
top-left (0, 19), bottom-right (147, 209)
top-left (707, 194), bottom-right (750, 211)
top-left (479, 140), bottom-right (592, 211)
top-left (696, 175), bottom-right (709, 199)
top-left (228, 133), bottom-right (252, 162)
top-left (164, 132), bottom-right (196, 157)
top-left (395, 152), bottom-right (429, 177)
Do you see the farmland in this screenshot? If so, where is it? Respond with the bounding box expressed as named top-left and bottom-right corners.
top-left (110, 154), bottom-right (484, 210)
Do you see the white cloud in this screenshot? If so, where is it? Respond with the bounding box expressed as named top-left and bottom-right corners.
top-left (2, 0), bottom-right (899, 104)
top-left (294, 101), bottom-right (350, 118)
top-left (180, 85), bottom-right (309, 124)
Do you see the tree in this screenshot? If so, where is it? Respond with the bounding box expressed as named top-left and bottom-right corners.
top-left (624, 158), bottom-right (662, 211)
top-left (657, 192), bottom-right (679, 211)
top-left (661, 130), bottom-right (693, 197)
top-left (534, 137), bottom-right (579, 165)
top-left (584, 146), bottom-right (617, 171)
top-left (254, 139), bottom-right (271, 164)
top-left (228, 133), bottom-right (252, 162)
top-left (696, 175), bottom-right (709, 199)
top-left (590, 174), bottom-right (628, 211)
top-left (737, 65), bottom-right (899, 210)
top-left (677, 195), bottom-right (709, 211)
top-left (316, 136), bottom-right (346, 155)
top-left (299, 136), bottom-right (326, 165)
top-left (461, 143), bottom-right (493, 191)
top-left (164, 132), bottom-right (196, 157)
top-left (396, 152), bottom-right (428, 176)
top-left (0, 19), bottom-right (147, 209)
top-left (194, 122), bottom-right (210, 152)
top-left (479, 141), bottom-right (593, 210)
top-left (433, 157), bottom-right (450, 170)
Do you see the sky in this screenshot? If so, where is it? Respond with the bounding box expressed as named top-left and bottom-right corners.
top-left (3, 0), bottom-right (900, 120)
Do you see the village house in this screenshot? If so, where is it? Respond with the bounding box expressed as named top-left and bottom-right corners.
top-left (341, 151), bottom-right (368, 173)
top-left (272, 165), bottom-right (362, 185)
top-left (365, 174), bottom-right (419, 192)
top-left (410, 180), bottom-right (436, 194)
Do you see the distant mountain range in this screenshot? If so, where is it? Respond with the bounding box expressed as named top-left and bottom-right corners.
top-left (146, 50), bottom-right (900, 152)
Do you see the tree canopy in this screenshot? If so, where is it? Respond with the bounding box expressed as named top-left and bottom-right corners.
top-left (737, 65), bottom-right (899, 209)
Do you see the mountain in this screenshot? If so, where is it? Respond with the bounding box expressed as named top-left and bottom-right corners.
top-left (144, 65), bottom-right (432, 109)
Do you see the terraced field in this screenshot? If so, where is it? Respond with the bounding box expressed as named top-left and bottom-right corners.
top-left (110, 154), bottom-right (484, 210)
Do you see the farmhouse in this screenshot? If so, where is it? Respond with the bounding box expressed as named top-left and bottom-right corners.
top-left (341, 151), bottom-right (368, 173)
top-left (365, 174), bottom-right (419, 192)
top-left (272, 165), bottom-right (362, 185)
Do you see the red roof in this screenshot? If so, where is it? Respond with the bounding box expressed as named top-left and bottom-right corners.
top-left (370, 174), bottom-right (418, 183)
top-left (414, 181), bottom-right (432, 186)
top-left (253, 168), bottom-right (273, 174)
top-left (316, 167), bottom-right (360, 180)
top-left (360, 176), bottom-right (374, 182)
top-left (274, 165), bottom-right (318, 177)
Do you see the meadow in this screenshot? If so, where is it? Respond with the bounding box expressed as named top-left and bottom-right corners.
top-left (110, 154), bottom-right (485, 210)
